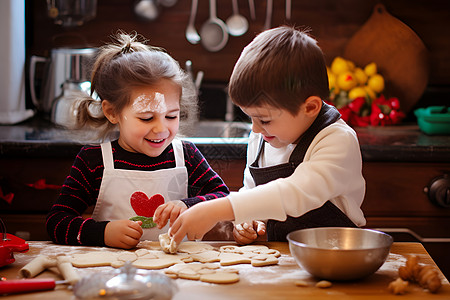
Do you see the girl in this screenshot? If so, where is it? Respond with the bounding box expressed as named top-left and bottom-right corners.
top-left (46, 31), bottom-right (229, 249)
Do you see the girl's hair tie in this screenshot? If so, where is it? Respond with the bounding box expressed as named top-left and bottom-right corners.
top-left (121, 42), bottom-right (132, 54)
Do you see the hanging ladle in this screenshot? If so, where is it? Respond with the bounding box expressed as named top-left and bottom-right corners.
top-left (226, 0), bottom-right (249, 36)
top-left (185, 0), bottom-right (200, 44)
top-left (200, 0), bottom-right (229, 52)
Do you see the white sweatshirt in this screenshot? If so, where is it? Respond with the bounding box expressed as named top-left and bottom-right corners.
top-left (228, 119), bottom-right (366, 227)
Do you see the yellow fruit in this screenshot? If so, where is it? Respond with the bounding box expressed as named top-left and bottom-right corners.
top-left (327, 72), bottom-right (338, 94)
top-left (368, 74), bottom-right (385, 93)
top-left (331, 57), bottom-right (350, 75)
top-left (364, 86), bottom-right (376, 100)
top-left (353, 67), bottom-right (368, 85)
top-left (348, 87), bottom-right (367, 100)
top-left (364, 62), bottom-right (377, 77)
top-left (347, 60), bottom-right (355, 71)
top-left (336, 71), bottom-right (357, 91)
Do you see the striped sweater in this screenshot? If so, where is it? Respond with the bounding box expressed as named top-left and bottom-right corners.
top-left (46, 139), bottom-right (229, 246)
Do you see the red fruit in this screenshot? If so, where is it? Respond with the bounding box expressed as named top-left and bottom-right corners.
top-left (389, 109), bottom-right (405, 124)
top-left (130, 192), bottom-right (164, 217)
top-left (348, 97), bottom-right (365, 114)
top-left (389, 97), bottom-right (401, 110)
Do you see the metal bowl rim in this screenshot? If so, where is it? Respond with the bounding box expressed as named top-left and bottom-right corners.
top-left (286, 227), bottom-right (393, 251)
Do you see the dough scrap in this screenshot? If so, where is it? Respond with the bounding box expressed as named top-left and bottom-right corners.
top-left (71, 252), bottom-right (118, 267)
top-left (159, 233), bottom-right (177, 254)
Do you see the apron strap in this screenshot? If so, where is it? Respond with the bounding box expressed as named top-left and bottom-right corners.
top-left (172, 139), bottom-right (185, 168)
top-left (101, 142), bottom-right (114, 170)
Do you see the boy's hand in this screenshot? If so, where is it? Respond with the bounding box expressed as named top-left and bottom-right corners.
top-left (170, 197), bottom-right (234, 245)
top-left (105, 220), bottom-right (143, 249)
top-left (233, 221), bottom-right (266, 245)
top-left (153, 201), bottom-right (187, 229)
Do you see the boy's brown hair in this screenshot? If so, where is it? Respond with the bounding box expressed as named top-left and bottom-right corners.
top-left (229, 26), bottom-right (329, 115)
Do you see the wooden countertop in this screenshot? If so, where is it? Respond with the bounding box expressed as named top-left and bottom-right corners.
top-left (1, 242), bottom-right (449, 299)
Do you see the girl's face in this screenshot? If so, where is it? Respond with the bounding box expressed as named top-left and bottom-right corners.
top-left (240, 100), bottom-right (317, 148)
top-left (114, 79), bottom-right (181, 157)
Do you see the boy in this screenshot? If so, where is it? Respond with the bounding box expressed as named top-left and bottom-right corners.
top-left (154, 26), bottom-right (366, 245)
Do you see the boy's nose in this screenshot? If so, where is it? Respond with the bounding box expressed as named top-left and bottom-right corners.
top-left (251, 121), bottom-right (262, 134)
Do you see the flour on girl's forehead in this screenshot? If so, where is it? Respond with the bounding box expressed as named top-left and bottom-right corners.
top-left (132, 92), bottom-right (167, 113)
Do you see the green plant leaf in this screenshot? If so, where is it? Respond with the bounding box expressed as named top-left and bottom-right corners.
top-left (129, 216), bottom-right (157, 228)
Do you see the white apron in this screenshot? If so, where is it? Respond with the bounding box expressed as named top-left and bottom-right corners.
top-left (92, 139), bottom-right (188, 241)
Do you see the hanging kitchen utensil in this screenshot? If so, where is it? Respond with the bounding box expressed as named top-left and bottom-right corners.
top-left (158, 0), bottom-right (177, 7)
top-left (186, 0), bottom-right (200, 44)
top-left (248, 0), bottom-right (256, 21)
top-left (134, 0), bottom-right (159, 21)
top-left (264, 0), bottom-right (273, 30)
top-left (343, 4), bottom-right (429, 114)
top-left (226, 0), bottom-right (249, 36)
top-left (200, 0), bottom-right (229, 52)
top-left (286, 0), bottom-right (291, 21)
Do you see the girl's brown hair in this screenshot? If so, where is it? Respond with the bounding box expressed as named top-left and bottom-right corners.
top-left (229, 26), bottom-right (329, 115)
top-left (76, 31), bottom-right (198, 139)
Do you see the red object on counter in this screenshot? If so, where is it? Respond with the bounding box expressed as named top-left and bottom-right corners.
top-left (0, 279), bottom-right (56, 294)
top-left (0, 233), bottom-right (29, 267)
top-left (26, 179), bottom-right (62, 190)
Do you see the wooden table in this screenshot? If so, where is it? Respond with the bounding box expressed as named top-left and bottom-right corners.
top-left (1, 242), bottom-right (449, 299)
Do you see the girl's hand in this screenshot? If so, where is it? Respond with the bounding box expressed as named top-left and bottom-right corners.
top-left (105, 220), bottom-right (143, 249)
top-left (153, 201), bottom-right (187, 229)
top-left (233, 221), bottom-right (266, 245)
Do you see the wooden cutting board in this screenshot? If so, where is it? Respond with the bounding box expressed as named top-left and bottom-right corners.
top-left (344, 4), bottom-right (429, 114)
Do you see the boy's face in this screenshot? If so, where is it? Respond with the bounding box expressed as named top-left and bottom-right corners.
top-left (240, 102), bottom-right (315, 148)
top-left (113, 79), bottom-right (181, 157)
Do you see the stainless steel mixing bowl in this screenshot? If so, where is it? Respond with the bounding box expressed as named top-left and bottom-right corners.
top-left (287, 227), bottom-right (393, 281)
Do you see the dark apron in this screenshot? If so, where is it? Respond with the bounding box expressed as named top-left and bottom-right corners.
top-left (249, 102), bottom-right (357, 242)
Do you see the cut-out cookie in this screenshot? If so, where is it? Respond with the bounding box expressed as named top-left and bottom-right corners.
top-left (111, 260), bottom-right (126, 268)
top-left (71, 251), bottom-right (118, 267)
top-left (132, 257), bottom-right (183, 270)
top-left (177, 242), bottom-right (215, 254)
top-left (251, 255), bottom-right (279, 267)
top-left (191, 250), bottom-right (220, 263)
top-left (117, 252), bottom-right (138, 262)
top-left (135, 248), bottom-right (150, 257)
top-left (200, 271), bottom-right (240, 284)
top-left (219, 253), bottom-right (251, 266)
top-left (138, 241), bottom-right (162, 250)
